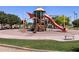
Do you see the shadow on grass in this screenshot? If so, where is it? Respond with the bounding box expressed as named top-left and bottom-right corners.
top-left (71, 48), bottom-right (79, 52)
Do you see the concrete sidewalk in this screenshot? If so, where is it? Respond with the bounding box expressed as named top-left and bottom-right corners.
top-left (0, 44), bottom-right (50, 52)
top-left (0, 29), bottom-right (79, 41)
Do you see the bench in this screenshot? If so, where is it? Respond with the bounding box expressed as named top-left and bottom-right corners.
top-left (64, 35), bottom-right (75, 40)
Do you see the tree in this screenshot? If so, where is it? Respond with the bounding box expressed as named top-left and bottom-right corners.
top-left (0, 11), bottom-right (7, 29)
top-left (0, 11), bottom-right (21, 29)
top-left (52, 15), bottom-right (70, 27)
top-left (72, 19), bottom-right (79, 27)
top-left (7, 14), bottom-right (21, 29)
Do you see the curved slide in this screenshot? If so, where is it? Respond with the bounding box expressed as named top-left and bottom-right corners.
top-left (44, 14), bottom-right (66, 32)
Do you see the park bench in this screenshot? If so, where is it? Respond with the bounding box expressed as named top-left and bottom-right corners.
top-left (64, 35), bottom-right (75, 40)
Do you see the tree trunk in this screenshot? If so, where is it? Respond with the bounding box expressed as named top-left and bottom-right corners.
top-left (1, 24), bottom-right (3, 29)
top-left (10, 25), bottom-right (12, 29)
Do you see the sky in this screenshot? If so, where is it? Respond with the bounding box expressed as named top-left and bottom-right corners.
top-left (0, 6), bottom-right (79, 23)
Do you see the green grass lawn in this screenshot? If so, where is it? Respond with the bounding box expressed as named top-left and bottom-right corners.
top-left (0, 38), bottom-right (79, 51)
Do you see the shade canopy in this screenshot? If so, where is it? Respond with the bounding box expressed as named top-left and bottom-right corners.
top-left (33, 8), bottom-right (46, 17)
top-left (34, 8), bottom-right (45, 12)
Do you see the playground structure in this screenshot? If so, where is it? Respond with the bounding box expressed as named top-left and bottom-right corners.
top-left (27, 8), bottom-right (66, 33)
top-left (28, 8), bottom-right (47, 33)
top-left (19, 20), bottom-right (26, 32)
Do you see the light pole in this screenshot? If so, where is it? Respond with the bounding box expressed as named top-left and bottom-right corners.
top-left (74, 11), bottom-right (78, 29)
top-left (63, 15), bottom-right (66, 29)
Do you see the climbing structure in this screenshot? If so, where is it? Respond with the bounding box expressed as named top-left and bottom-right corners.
top-left (28, 8), bottom-right (48, 33)
top-left (21, 20), bottom-right (26, 32)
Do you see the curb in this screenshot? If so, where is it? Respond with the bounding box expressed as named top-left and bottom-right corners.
top-left (0, 44), bottom-right (50, 52)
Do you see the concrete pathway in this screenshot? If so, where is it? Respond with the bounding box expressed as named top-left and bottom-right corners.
top-left (0, 46), bottom-right (28, 52)
top-left (0, 29), bottom-right (79, 41)
top-left (0, 44), bottom-right (50, 52)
